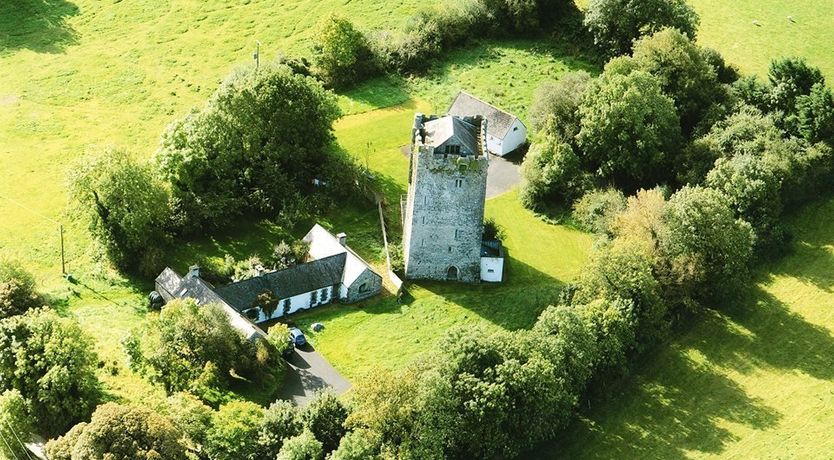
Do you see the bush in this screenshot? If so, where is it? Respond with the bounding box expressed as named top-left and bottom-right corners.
top-left (528, 71), bottom-right (592, 137)
top-left (797, 83), bottom-right (834, 144)
top-left (329, 430), bottom-right (379, 460)
top-left (204, 401), bottom-right (264, 460)
top-left (520, 130), bottom-right (591, 209)
top-left (301, 390), bottom-right (349, 454)
top-left (0, 260), bottom-right (40, 319)
top-left (276, 429), bottom-right (323, 460)
top-left (67, 148), bottom-right (171, 274)
top-left (584, 0), bottom-right (699, 57)
top-left (312, 15), bottom-right (377, 89)
top-left (155, 61), bottom-right (343, 230)
top-left (577, 70), bottom-right (683, 190)
top-left (45, 403), bottom-right (186, 460)
top-left (0, 389), bottom-right (32, 460)
top-left (0, 308), bottom-right (100, 435)
top-left (124, 299), bottom-right (258, 396)
top-left (572, 188), bottom-right (627, 235)
top-left (163, 392), bottom-right (213, 451)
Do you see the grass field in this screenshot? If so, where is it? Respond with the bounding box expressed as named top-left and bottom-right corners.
top-left (3, 0), bottom-right (834, 457)
top-left (533, 197), bottom-right (834, 459)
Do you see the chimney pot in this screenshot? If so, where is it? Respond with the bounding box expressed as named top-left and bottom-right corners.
top-left (187, 265), bottom-right (201, 279)
top-left (336, 232), bottom-right (347, 246)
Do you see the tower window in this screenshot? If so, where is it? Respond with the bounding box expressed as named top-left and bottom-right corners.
top-left (455, 229), bottom-right (461, 239)
top-left (455, 179), bottom-right (463, 188)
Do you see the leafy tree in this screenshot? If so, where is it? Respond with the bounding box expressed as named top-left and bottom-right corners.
top-left (0, 389), bottom-right (32, 460)
top-left (155, 62), bottom-right (342, 229)
top-left (163, 392), bottom-right (213, 451)
top-left (705, 153), bottom-right (783, 250)
top-left (767, 57), bottom-right (825, 117)
top-left (268, 323), bottom-right (293, 357)
top-left (258, 399), bottom-right (302, 458)
top-left (577, 70), bottom-right (682, 190)
top-left (0, 308), bottom-right (99, 435)
top-left (43, 422), bottom-right (86, 460)
top-left (329, 429), bottom-right (379, 460)
top-left (578, 297), bottom-right (636, 370)
top-left (124, 299), bottom-right (257, 395)
top-left (529, 71), bottom-right (592, 137)
top-left (572, 188), bottom-right (627, 235)
top-left (301, 390), bottom-right (348, 454)
top-left (312, 15), bottom-right (376, 89)
top-left (204, 401), bottom-right (264, 460)
top-left (276, 429), bottom-right (323, 460)
top-left (67, 148), bottom-right (170, 274)
top-left (0, 260), bottom-right (40, 319)
top-left (584, 0), bottom-right (699, 57)
top-left (797, 82), bottom-right (834, 144)
top-left (519, 130), bottom-right (591, 209)
top-left (660, 185), bottom-right (755, 302)
top-left (44, 403), bottom-right (186, 460)
top-left (700, 106), bottom-right (782, 157)
top-left (532, 305), bottom-right (599, 393)
top-left (630, 28), bottom-right (723, 134)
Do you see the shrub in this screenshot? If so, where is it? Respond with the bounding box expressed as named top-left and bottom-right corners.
top-left (0, 389), bottom-right (32, 460)
top-left (204, 401), bottom-right (264, 460)
top-left (0, 260), bottom-right (40, 319)
top-left (124, 299), bottom-right (257, 395)
top-left (572, 188), bottom-right (627, 235)
top-left (329, 430), bottom-right (379, 460)
top-left (577, 70), bottom-right (682, 190)
top-left (312, 15), bottom-right (377, 89)
top-left (483, 217), bottom-right (505, 241)
top-left (797, 83), bottom-right (834, 144)
top-left (520, 130), bottom-right (591, 209)
top-left (276, 429), bottom-right (324, 460)
top-left (163, 392), bottom-right (213, 451)
top-left (268, 323), bottom-right (293, 357)
top-left (767, 57), bottom-right (825, 117)
top-left (301, 390), bottom-right (349, 454)
top-left (0, 308), bottom-right (100, 435)
top-left (67, 148), bottom-right (171, 274)
top-left (532, 305), bottom-right (599, 394)
top-left (45, 403), bottom-right (186, 460)
top-left (155, 61), bottom-right (342, 230)
top-left (528, 71), bottom-right (592, 137)
top-left (584, 0), bottom-right (699, 57)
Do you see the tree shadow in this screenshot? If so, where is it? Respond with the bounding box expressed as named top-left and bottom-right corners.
top-left (0, 0), bottom-right (79, 54)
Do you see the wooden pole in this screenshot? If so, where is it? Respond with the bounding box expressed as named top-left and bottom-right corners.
top-left (60, 224), bottom-right (66, 275)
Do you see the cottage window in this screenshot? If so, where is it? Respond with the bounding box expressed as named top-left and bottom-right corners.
top-left (513, 126), bottom-right (519, 131)
top-left (359, 283), bottom-right (369, 293)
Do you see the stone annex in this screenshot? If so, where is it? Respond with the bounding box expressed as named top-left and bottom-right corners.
top-left (402, 113), bottom-right (505, 283)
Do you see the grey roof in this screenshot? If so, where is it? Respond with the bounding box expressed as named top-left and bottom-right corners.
top-left (481, 240), bottom-right (504, 258)
top-left (423, 116), bottom-right (480, 155)
top-left (216, 253), bottom-right (347, 312)
top-left (155, 267), bottom-right (183, 298)
top-left (448, 91), bottom-right (521, 139)
top-left (303, 224), bottom-right (381, 287)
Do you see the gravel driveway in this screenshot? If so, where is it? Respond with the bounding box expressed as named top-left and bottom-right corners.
top-left (278, 345), bottom-right (351, 405)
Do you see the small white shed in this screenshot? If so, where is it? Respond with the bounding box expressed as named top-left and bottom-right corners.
top-left (480, 240), bottom-right (505, 283)
top-left (448, 91), bottom-right (527, 156)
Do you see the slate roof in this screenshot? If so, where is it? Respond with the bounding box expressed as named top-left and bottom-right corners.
top-left (422, 116), bottom-right (481, 156)
top-left (215, 253), bottom-right (347, 312)
top-left (448, 91), bottom-right (521, 139)
top-left (303, 224), bottom-right (380, 287)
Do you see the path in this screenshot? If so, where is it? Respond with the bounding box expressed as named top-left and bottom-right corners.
top-left (278, 344), bottom-right (351, 405)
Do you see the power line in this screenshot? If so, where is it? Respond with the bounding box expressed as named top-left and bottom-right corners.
top-left (0, 429), bottom-right (21, 460)
top-left (4, 421), bottom-right (33, 460)
top-left (0, 193), bottom-right (68, 274)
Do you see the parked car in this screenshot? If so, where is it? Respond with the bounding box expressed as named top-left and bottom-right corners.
top-left (289, 327), bottom-right (307, 347)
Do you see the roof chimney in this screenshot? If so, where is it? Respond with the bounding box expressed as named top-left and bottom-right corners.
top-left (187, 265), bottom-right (201, 279)
top-left (336, 232), bottom-right (347, 246)
top-left (413, 113), bottom-right (424, 144)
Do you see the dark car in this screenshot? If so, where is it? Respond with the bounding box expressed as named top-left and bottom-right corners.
top-left (289, 327), bottom-right (307, 347)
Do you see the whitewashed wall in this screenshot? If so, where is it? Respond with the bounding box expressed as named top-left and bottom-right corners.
top-left (480, 256), bottom-right (504, 282)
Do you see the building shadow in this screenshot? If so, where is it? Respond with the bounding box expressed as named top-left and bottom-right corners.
top-left (0, 0), bottom-right (79, 54)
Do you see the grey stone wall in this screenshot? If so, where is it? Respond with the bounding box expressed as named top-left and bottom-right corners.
top-left (403, 116), bottom-right (488, 283)
top-left (345, 269), bottom-right (383, 303)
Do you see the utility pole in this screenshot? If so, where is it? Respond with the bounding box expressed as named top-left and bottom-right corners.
top-left (253, 40), bottom-right (261, 70)
top-left (60, 224), bottom-right (66, 275)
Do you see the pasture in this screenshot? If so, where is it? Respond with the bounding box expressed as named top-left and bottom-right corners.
top-left (2, 0), bottom-right (834, 457)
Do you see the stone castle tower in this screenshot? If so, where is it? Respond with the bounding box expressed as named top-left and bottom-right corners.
top-left (402, 113), bottom-right (489, 283)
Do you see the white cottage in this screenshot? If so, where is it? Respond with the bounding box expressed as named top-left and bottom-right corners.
top-left (154, 225), bottom-right (382, 339)
top-left (447, 91), bottom-right (527, 156)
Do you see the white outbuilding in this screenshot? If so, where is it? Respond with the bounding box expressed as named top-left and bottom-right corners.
top-left (448, 91), bottom-right (527, 156)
